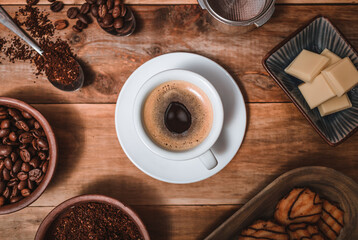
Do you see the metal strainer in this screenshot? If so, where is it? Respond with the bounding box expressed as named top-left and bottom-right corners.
top-left (198, 0), bottom-right (275, 27)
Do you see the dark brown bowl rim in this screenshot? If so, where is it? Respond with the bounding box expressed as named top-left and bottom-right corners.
top-left (0, 97), bottom-right (57, 214)
top-left (35, 194), bottom-right (151, 240)
top-left (262, 15), bottom-right (358, 147)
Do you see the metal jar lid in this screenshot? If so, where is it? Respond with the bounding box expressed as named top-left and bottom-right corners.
top-left (198, 0), bottom-right (276, 27)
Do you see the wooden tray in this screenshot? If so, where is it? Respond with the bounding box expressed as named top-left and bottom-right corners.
top-left (204, 166), bottom-right (358, 240)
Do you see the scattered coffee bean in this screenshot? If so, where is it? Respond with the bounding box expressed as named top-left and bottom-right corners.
top-left (50, 1), bottom-right (64, 12)
top-left (77, 13), bottom-right (89, 25)
top-left (0, 106), bottom-right (49, 207)
top-left (54, 19), bottom-right (68, 30)
top-left (80, 3), bottom-right (91, 14)
top-left (72, 25), bottom-right (82, 32)
top-left (67, 7), bottom-right (79, 19)
top-left (76, 20), bottom-right (88, 30)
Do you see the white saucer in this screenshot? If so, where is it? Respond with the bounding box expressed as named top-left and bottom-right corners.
top-left (115, 53), bottom-right (247, 184)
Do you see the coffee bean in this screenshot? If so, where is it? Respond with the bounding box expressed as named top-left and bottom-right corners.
top-left (10, 196), bottom-right (22, 203)
top-left (98, 4), bottom-right (108, 18)
top-left (114, 17), bottom-right (124, 29)
top-left (29, 157), bottom-right (40, 168)
top-left (0, 182), bottom-right (5, 195)
top-left (34, 121), bottom-right (41, 130)
top-left (9, 132), bottom-right (17, 142)
top-left (107, 0), bottom-right (114, 10)
top-left (54, 19), bottom-right (68, 30)
top-left (21, 188), bottom-right (31, 197)
top-left (50, 1), bottom-right (64, 12)
top-left (80, 3), bottom-right (91, 14)
top-left (19, 132), bottom-right (33, 144)
top-left (38, 151), bottom-right (47, 161)
top-left (0, 145), bottom-right (12, 156)
top-left (1, 120), bottom-right (10, 129)
top-left (90, 5), bottom-right (99, 18)
top-left (2, 168), bottom-right (10, 181)
top-left (21, 111), bottom-right (32, 119)
top-left (20, 149), bottom-right (31, 162)
top-left (21, 162), bottom-right (31, 172)
top-left (120, 4), bottom-right (127, 17)
top-left (10, 152), bottom-right (17, 163)
top-left (76, 20), bottom-right (88, 30)
top-left (37, 138), bottom-right (49, 150)
top-left (4, 158), bottom-right (12, 170)
top-left (3, 187), bottom-right (10, 199)
top-left (0, 196), bottom-right (5, 206)
top-left (27, 179), bottom-right (35, 190)
top-left (32, 129), bottom-right (44, 139)
top-left (11, 185), bottom-right (19, 198)
top-left (112, 6), bottom-right (121, 18)
top-left (18, 180), bottom-right (27, 190)
top-left (17, 172), bottom-right (28, 181)
top-left (0, 108), bottom-right (7, 119)
top-left (103, 14), bottom-right (113, 26)
top-left (97, 0), bottom-right (106, 4)
top-left (0, 129), bottom-right (9, 138)
top-left (17, 121), bottom-right (29, 131)
top-left (29, 169), bottom-right (42, 181)
top-left (8, 109), bottom-right (22, 121)
top-left (35, 174), bottom-right (44, 184)
top-left (7, 179), bottom-right (18, 188)
top-left (77, 13), bottom-right (89, 25)
top-left (72, 25), bottom-right (82, 33)
top-left (86, 0), bottom-right (96, 3)
top-left (42, 161), bottom-right (49, 174)
top-left (13, 160), bottom-right (22, 174)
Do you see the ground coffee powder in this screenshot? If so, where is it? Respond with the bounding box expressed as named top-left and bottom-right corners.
top-left (47, 202), bottom-right (144, 240)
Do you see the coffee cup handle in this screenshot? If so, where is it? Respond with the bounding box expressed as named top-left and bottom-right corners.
top-left (199, 150), bottom-right (218, 170)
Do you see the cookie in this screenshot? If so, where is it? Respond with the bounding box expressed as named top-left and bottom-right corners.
top-left (318, 200), bottom-right (344, 240)
top-left (274, 188), bottom-right (322, 225)
top-left (287, 223), bottom-right (325, 240)
top-left (238, 220), bottom-right (289, 240)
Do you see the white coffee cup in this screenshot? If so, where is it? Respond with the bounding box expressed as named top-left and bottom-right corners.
top-left (133, 69), bottom-right (224, 170)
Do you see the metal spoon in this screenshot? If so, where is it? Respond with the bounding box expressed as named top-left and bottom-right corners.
top-left (0, 6), bottom-right (84, 92)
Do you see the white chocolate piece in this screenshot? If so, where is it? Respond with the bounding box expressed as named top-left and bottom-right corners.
top-left (298, 74), bottom-right (336, 109)
top-left (321, 49), bottom-right (341, 67)
top-left (322, 57), bottom-right (358, 97)
top-left (318, 94), bottom-right (352, 116)
top-left (285, 49), bottom-right (329, 82)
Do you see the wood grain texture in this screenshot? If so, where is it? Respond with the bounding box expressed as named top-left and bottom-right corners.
top-left (1, 103), bottom-right (351, 207)
top-left (1, 5), bottom-right (358, 103)
top-left (0, 205), bottom-right (240, 240)
top-left (0, 0), bottom-right (357, 5)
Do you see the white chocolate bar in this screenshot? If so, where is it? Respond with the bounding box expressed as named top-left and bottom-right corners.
top-left (298, 74), bottom-right (336, 109)
top-left (321, 49), bottom-right (341, 67)
top-left (318, 94), bottom-right (352, 116)
top-left (285, 49), bottom-right (329, 82)
top-left (322, 57), bottom-right (358, 97)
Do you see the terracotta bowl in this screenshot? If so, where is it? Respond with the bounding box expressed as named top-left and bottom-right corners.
top-left (0, 97), bottom-right (57, 214)
top-left (35, 194), bottom-right (150, 240)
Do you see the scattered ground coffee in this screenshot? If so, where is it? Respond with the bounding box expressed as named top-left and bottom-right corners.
top-left (0, 106), bottom-right (50, 206)
top-left (47, 202), bottom-right (144, 240)
top-left (0, 2), bottom-right (78, 86)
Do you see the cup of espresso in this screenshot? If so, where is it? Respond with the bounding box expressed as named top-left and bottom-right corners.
top-left (133, 69), bottom-right (224, 170)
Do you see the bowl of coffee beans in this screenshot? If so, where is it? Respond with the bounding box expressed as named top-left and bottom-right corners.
top-left (0, 97), bottom-right (57, 214)
top-left (35, 194), bottom-right (150, 240)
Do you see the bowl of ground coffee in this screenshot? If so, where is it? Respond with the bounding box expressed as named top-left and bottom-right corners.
top-left (35, 194), bottom-right (150, 240)
top-left (0, 97), bottom-right (57, 214)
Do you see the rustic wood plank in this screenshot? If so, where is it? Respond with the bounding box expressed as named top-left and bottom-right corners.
top-left (1, 5), bottom-right (358, 104)
top-left (0, 0), bottom-right (357, 5)
top-left (3, 103), bottom-right (352, 207)
top-left (0, 205), bottom-right (239, 240)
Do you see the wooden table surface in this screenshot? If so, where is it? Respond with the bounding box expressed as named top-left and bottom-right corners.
top-left (0, 0), bottom-right (358, 239)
